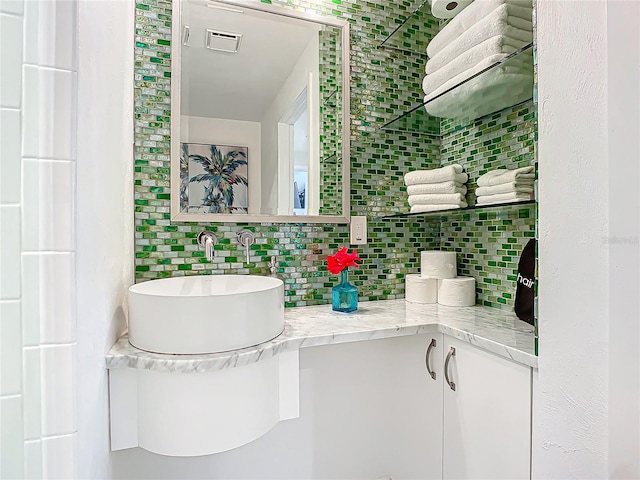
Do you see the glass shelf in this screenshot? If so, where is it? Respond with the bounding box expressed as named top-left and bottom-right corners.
top-left (373, 199), bottom-right (535, 221)
top-left (378, 0), bottom-right (439, 56)
top-left (382, 43), bottom-right (534, 135)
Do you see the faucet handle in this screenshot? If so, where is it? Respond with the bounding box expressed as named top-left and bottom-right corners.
top-left (236, 230), bottom-right (255, 264)
top-left (197, 230), bottom-right (218, 262)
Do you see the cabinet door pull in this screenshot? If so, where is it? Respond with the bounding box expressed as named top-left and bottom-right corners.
top-left (425, 338), bottom-right (437, 380)
top-left (444, 346), bottom-right (456, 391)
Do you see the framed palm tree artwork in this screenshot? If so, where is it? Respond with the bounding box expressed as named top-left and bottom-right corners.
top-left (180, 143), bottom-right (249, 214)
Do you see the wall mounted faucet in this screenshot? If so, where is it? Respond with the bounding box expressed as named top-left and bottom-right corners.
top-left (197, 230), bottom-right (218, 262)
top-left (236, 230), bottom-right (255, 264)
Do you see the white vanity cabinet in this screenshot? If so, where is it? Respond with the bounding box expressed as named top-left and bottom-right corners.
top-left (108, 300), bottom-right (537, 478)
top-left (441, 336), bottom-right (532, 480)
top-left (386, 333), bottom-right (444, 480)
top-left (387, 333), bottom-right (532, 480)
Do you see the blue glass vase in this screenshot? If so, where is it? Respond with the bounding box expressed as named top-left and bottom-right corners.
top-left (332, 269), bottom-right (358, 313)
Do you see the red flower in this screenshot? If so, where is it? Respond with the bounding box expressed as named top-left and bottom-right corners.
top-left (327, 247), bottom-right (361, 274)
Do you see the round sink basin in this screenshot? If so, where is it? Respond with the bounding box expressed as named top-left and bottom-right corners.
top-left (128, 275), bottom-right (285, 354)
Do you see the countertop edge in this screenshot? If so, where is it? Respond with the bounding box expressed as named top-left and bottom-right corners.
top-left (106, 300), bottom-right (538, 372)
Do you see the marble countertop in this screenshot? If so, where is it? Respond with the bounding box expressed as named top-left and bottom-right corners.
top-left (106, 299), bottom-right (537, 373)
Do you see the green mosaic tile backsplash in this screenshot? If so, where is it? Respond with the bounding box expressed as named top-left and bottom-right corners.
top-left (438, 101), bottom-right (537, 308)
top-left (134, 0), bottom-right (536, 310)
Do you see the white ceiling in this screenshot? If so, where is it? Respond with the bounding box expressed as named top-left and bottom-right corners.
top-left (180, 1), bottom-right (321, 121)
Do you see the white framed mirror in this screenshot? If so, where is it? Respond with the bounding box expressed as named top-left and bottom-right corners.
top-left (170, 0), bottom-right (350, 223)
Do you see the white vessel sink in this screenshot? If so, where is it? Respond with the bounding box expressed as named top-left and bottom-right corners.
top-left (128, 275), bottom-right (285, 354)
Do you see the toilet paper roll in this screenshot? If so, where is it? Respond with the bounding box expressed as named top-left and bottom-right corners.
top-left (421, 251), bottom-right (457, 279)
top-left (405, 274), bottom-right (438, 304)
top-left (429, 0), bottom-right (473, 19)
top-left (437, 277), bottom-right (476, 307)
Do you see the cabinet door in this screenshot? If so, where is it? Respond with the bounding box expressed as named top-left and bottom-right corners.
top-left (443, 337), bottom-right (532, 480)
top-left (387, 333), bottom-right (444, 480)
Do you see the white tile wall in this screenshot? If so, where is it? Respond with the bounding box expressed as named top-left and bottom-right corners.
top-left (21, 65), bottom-right (39, 158)
top-left (22, 69), bottom-right (75, 160)
top-left (0, 0), bottom-right (24, 16)
top-left (22, 347), bottom-right (42, 441)
top-left (24, 0), bottom-right (76, 72)
top-left (36, 254), bottom-right (76, 344)
top-left (20, 254), bottom-right (41, 347)
top-left (42, 434), bottom-right (77, 480)
top-left (0, 301), bottom-right (22, 395)
top-left (0, 109), bottom-right (21, 203)
top-left (0, 13), bottom-right (23, 108)
top-left (23, 439), bottom-right (43, 480)
top-left (37, 69), bottom-right (75, 160)
top-left (40, 345), bottom-right (76, 437)
top-left (22, 160), bottom-right (75, 251)
top-left (1, 1), bottom-right (78, 478)
top-left (0, 396), bottom-right (25, 479)
top-left (0, 205), bottom-right (21, 299)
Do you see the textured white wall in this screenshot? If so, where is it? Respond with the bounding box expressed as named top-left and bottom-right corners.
top-left (537, 1), bottom-right (609, 476)
top-left (75, 0), bottom-right (135, 479)
top-left (537, 0), bottom-right (640, 478)
top-left (1, 1), bottom-right (79, 478)
top-left (605, 1), bottom-right (640, 477)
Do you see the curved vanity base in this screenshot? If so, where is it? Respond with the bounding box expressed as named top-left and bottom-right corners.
top-left (109, 351), bottom-right (299, 456)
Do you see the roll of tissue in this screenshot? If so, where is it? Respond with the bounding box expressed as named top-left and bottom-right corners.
top-left (437, 277), bottom-right (476, 307)
top-left (421, 251), bottom-right (457, 279)
top-left (429, 0), bottom-right (473, 19)
top-left (406, 274), bottom-right (438, 304)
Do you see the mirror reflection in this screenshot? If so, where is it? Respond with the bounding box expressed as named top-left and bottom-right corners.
top-left (172, 0), bottom-right (349, 222)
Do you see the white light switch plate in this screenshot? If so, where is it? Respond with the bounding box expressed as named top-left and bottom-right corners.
top-left (350, 216), bottom-right (367, 245)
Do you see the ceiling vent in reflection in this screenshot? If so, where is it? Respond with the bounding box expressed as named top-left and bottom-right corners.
top-left (205, 29), bottom-right (242, 53)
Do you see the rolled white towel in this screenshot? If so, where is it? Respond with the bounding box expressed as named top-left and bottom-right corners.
top-left (408, 193), bottom-right (467, 206)
top-left (423, 52), bottom-right (533, 96)
top-left (476, 191), bottom-right (533, 205)
top-left (475, 181), bottom-right (533, 196)
top-left (405, 164), bottom-right (468, 186)
top-left (427, 5), bottom-right (533, 72)
top-left (426, 33), bottom-right (531, 75)
top-left (407, 182), bottom-right (467, 195)
top-left (427, 0), bottom-right (533, 59)
top-left (410, 204), bottom-right (466, 213)
top-left (477, 167), bottom-right (535, 186)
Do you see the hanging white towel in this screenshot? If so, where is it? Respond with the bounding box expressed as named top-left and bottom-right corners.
top-left (404, 164), bottom-right (468, 186)
top-left (427, 5), bottom-right (533, 73)
top-left (477, 166), bottom-right (535, 186)
top-left (475, 181), bottom-right (533, 196)
top-left (476, 191), bottom-right (532, 205)
top-left (407, 182), bottom-right (467, 195)
top-left (408, 193), bottom-right (467, 206)
top-left (424, 68), bottom-right (533, 119)
top-left (410, 204), bottom-right (466, 213)
top-left (427, 0), bottom-right (533, 58)
top-left (426, 33), bottom-right (531, 76)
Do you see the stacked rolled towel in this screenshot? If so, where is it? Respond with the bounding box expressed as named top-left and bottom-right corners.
top-left (475, 166), bottom-right (535, 205)
top-left (404, 164), bottom-right (469, 213)
top-left (422, 0), bottom-right (533, 119)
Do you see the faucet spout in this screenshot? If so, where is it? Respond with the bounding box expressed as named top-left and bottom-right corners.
top-left (197, 230), bottom-right (218, 262)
